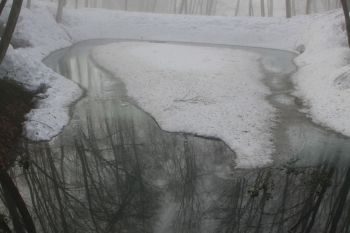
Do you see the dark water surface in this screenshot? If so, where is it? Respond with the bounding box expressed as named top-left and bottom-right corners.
top-left (10, 40), bottom-right (350, 233)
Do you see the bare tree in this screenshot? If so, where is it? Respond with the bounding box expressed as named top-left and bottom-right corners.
top-left (249, 0), bottom-right (254, 16)
top-left (234, 0), bottom-right (240, 16)
top-left (306, 0), bottom-right (312, 14)
top-left (261, 0), bottom-right (265, 16)
top-left (341, 0), bottom-right (350, 47)
top-left (0, 171), bottom-right (37, 233)
top-left (56, 0), bottom-right (66, 23)
top-left (26, 0), bottom-right (31, 9)
top-left (0, 0), bottom-right (23, 64)
top-left (286, 0), bottom-right (292, 18)
top-left (0, 0), bottom-right (7, 15)
top-left (267, 0), bottom-right (273, 17)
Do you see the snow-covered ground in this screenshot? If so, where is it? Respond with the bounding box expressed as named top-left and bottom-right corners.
top-left (0, 3), bottom-right (82, 140)
top-left (93, 42), bottom-right (274, 167)
top-left (1, 1), bottom-right (349, 166)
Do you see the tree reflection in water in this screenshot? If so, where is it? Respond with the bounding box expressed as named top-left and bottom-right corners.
top-left (213, 158), bottom-right (350, 233)
top-left (6, 118), bottom-right (350, 233)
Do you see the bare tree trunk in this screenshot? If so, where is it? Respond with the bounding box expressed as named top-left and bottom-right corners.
top-left (286, 0), bottom-right (291, 18)
top-left (0, 171), bottom-right (37, 233)
top-left (56, 0), bottom-right (66, 23)
top-left (26, 0), bottom-right (31, 9)
top-left (341, 0), bottom-right (350, 48)
top-left (291, 0), bottom-right (296, 16)
top-left (306, 0), bottom-right (312, 14)
top-left (234, 0), bottom-right (240, 16)
top-left (268, 0), bottom-right (273, 17)
top-left (0, 0), bottom-right (7, 16)
top-left (0, 0), bottom-right (23, 64)
top-left (249, 0), bottom-right (254, 16)
top-left (261, 0), bottom-right (265, 16)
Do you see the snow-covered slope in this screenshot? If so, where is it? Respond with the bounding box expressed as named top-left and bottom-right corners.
top-left (0, 3), bottom-right (82, 140)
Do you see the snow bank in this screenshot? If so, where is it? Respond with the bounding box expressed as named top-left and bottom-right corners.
top-left (93, 42), bottom-right (275, 167)
top-left (291, 12), bottom-right (350, 137)
top-left (0, 2), bottom-right (82, 140)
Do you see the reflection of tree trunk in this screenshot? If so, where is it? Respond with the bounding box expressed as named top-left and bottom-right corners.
top-left (277, 174), bottom-right (290, 233)
top-left (46, 146), bottom-right (69, 233)
top-left (76, 139), bottom-right (101, 233)
top-left (3, 190), bottom-right (25, 233)
top-left (290, 167), bottom-right (334, 233)
top-left (326, 167), bottom-right (350, 233)
top-left (0, 171), bottom-right (36, 233)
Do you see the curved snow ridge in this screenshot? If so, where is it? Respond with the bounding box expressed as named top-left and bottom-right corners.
top-left (0, 48), bottom-right (83, 141)
top-left (92, 42), bottom-right (276, 168)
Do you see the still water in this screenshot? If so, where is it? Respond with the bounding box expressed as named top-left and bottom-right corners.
top-left (10, 40), bottom-right (350, 233)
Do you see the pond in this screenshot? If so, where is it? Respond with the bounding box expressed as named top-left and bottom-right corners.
top-left (11, 40), bottom-right (350, 233)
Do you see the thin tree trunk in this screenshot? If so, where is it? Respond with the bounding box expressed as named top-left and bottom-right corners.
top-left (249, 0), bottom-right (254, 16)
top-left (341, 0), bottom-right (350, 48)
top-left (234, 0), bottom-right (240, 16)
top-left (326, 168), bottom-right (350, 233)
top-left (0, 0), bottom-right (23, 64)
top-left (291, 0), bottom-right (295, 16)
top-left (56, 0), bottom-right (65, 23)
top-left (261, 0), bottom-right (265, 16)
top-left (26, 0), bottom-right (31, 9)
top-left (0, 171), bottom-right (37, 233)
top-left (268, 0), bottom-right (273, 16)
top-left (0, 0), bottom-right (7, 15)
top-left (306, 0), bottom-right (312, 14)
top-left (286, 0), bottom-right (291, 18)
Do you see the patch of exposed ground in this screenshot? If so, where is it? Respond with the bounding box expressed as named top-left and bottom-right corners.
top-left (0, 80), bottom-right (33, 170)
